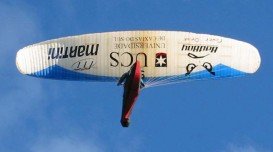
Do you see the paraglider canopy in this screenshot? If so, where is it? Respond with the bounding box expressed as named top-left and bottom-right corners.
top-left (16, 31), bottom-right (260, 87)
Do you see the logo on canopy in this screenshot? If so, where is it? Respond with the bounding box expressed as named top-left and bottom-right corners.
top-left (155, 52), bottom-right (167, 67)
top-left (71, 58), bottom-right (96, 71)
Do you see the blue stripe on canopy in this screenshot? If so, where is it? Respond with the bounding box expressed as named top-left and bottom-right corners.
top-left (28, 64), bottom-right (246, 84)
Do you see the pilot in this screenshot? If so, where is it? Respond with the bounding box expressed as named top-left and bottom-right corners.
top-left (117, 69), bottom-right (145, 89)
top-left (117, 65), bottom-right (145, 127)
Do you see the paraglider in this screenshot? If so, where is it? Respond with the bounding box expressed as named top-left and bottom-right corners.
top-left (16, 31), bottom-right (261, 127)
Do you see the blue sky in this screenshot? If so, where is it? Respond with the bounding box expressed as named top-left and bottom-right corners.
top-left (1, 0), bottom-right (273, 151)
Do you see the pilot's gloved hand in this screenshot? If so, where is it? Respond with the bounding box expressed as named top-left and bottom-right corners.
top-left (140, 80), bottom-right (145, 89)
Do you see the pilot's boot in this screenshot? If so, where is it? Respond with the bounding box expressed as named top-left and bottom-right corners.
top-left (120, 118), bottom-right (130, 127)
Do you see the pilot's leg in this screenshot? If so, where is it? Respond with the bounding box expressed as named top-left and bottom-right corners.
top-left (120, 86), bottom-right (131, 127)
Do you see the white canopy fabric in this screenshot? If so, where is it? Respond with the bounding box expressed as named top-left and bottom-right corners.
top-left (16, 31), bottom-right (261, 88)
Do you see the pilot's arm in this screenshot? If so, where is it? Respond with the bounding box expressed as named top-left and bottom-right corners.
top-left (140, 69), bottom-right (145, 89)
top-left (140, 78), bottom-right (145, 89)
top-left (117, 72), bottom-right (129, 86)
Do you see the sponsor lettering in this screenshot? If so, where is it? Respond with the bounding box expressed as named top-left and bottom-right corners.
top-left (48, 44), bottom-right (99, 60)
top-left (181, 44), bottom-right (218, 53)
top-left (110, 52), bottom-right (148, 67)
top-left (114, 36), bottom-right (165, 42)
top-left (115, 43), bottom-right (165, 49)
